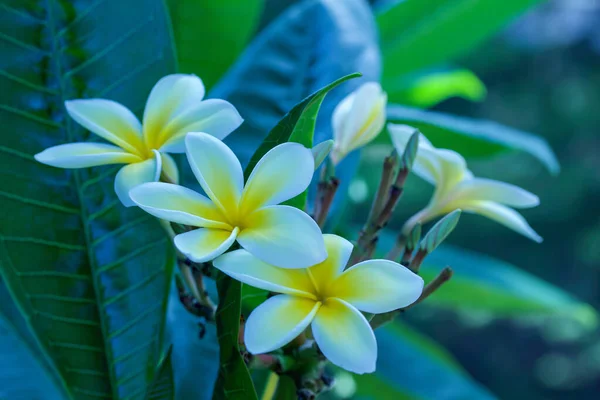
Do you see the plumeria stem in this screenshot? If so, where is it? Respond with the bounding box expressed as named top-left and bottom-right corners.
top-left (370, 267), bottom-right (453, 329)
top-left (350, 151), bottom-right (398, 264)
top-left (315, 177), bottom-right (340, 227)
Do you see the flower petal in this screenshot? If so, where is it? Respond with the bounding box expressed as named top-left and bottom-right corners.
top-left (65, 99), bottom-right (144, 155)
top-left (35, 142), bottom-right (140, 168)
top-left (185, 132), bottom-right (243, 216)
top-left (142, 74), bottom-right (205, 148)
top-left (450, 178), bottom-right (539, 208)
top-left (240, 143), bottom-right (314, 215)
top-left (329, 260), bottom-right (424, 313)
top-left (388, 124), bottom-right (439, 185)
top-left (244, 295), bottom-right (320, 355)
top-left (129, 182), bottom-right (230, 229)
top-left (174, 227), bottom-right (238, 263)
top-left (114, 150), bottom-right (161, 207)
top-left (312, 298), bottom-right (376, 374)
top-left (160, 153), bottom-right (179, 184)
top-left (238, 205), bottom-right (326, 269)
top-left (463, 201), bottom-right (543, 243)
top-left (213, 250), bottom-right (315, 298)
top-left (158, 99), bottom-right (243, 153)
top-left (308, 234), bottom-right (353, 293)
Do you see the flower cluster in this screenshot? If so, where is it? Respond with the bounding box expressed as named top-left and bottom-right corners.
top-left (35, 76), bottom-right (541, 378)
top-left (35, 77), bottom-right (424, 375)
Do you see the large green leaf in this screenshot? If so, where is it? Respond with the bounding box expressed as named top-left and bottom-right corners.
top-left (145, 348), bottom-right (174, 400)
top-left (167, 0), bottom-right (264, 89)
top-left (384, 104), bottom-right (559, 173)
top-left (212, 73), bottom-right (359, 400)
top-left (0, 281), bottom-right (68, 400)
top-left (321, 321), bottom-right (494, 400)
top-left (377, 0), bottom-right (546, 79)
top-left (419, 245), bottom-right (598, 327)
top-left (385, 67), bottom-right (487, 107)
top-left (210, 0), bottom-right (380, 169)
top-left (0, 1), bottom-right (176, 399)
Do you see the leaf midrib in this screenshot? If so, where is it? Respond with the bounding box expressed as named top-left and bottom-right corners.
top-left (45, 0), bottom-right (116, 397)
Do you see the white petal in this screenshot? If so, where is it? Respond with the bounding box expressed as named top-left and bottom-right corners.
top-left (332, 91), bottom-right (355, 146)
top-left (129, 182), bottom-right (230, 229)
top-left (240, 143), bottom-right (314, 215)
top-left (174, 227), bottom-right (238, 263)
top-left (451, 178), bottom-right (539, 208)
top-left (65, 99), bottom-right (144, 155)
top-left (142, 74), bottom-right (205, 148)
top-left (214, 250), bottom-right (315, 298)
top-left (237, 205), bottom-right (326, 269)
top-left (244, 295), bottom-right (320, 354)
top-left (158, 99), bottom-right (243, 153)
top-left (464, 201), bottom-right (543, 243)
top-left (35, 142), bottom-right (140, 168)
top-left (312, 298), bottom-right (376, 374)
top-left (114, 150), bottom-right (161, 207)
top-left (388, 124), bottom-right (439, 184)
top-left (329, 260), bottom-right (424, 313)
top-left (185, 132), bottom-right (243, 216)
top-left (308, 234), bottom-right (353, 293)
top-left (160, 153), bottom-right (179, 184)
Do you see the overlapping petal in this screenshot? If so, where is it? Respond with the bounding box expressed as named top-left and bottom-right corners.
top-left (308, 234), bottom-right (353, 293)
top-left (329, 260), bottom-right (424, 313)
top-left (158, 99), bottom-right (243, 153)
top-left (129, 182), bottom-right (230, 229)
top-left (213, 250), bottom-right (314, 298)
top-left (237, 205), bottom-right (326, 269)
top-left (114, 150), bottom-right (161, 207)
top-left (174, 227), bottom-right (239, 263)
top-left (240, 143), bottom-right (314, 215)
top-left (65, 99), bottom-right (144, 156)
top-left (185, 132), bottom-right (243, 217)
top-left (463, 201), bottom-right (543, 243)
top-left (244, 295), bottom-right (320, 355)
top-left (312, 298), bottom-right (377, 375)
top-left (142, 74), bottom-right (205, 148)
top-left (34, 142), bottom-right (141, 168)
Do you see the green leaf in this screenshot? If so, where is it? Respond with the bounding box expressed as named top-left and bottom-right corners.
top-left (384, 104), bottom-right (559, 173)
top-left (419, 245), bottom-right (598, 328)
top-left (0, 282), bottom-right (68, 399)
top-left (419, 210), bottom-right (462, 253)
top-left (213, 73), bottom-right (359, 399)
top-left (368, 321), bottom-right (496, 400)
top-left (145, 348), bottom-right (175, 400)
top-left (0, 1), bottom-right (177, 399)
top-left (377, 0), bottom-right (546, 79)
top-left (274, 375), bottom-right (297, 400)
top-left (167, 0), bottom-right (264, 89)
top-left (384, 67), bottom-right (487, 107)
top-left (247, 72), bottom-right (360, 208)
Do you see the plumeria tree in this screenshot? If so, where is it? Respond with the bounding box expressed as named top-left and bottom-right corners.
top-left (0, 1), bottom-right (595, 400)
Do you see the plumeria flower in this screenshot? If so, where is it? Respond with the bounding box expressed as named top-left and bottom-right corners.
top-left (35, 74), bottom-right (243, 206)
top-left (130, 132), bottom-right (326, 268)
top-left (330, 82), bottom-right (387, 165)
top-left (388, 124), bottom-right (542, 242)
top-left (213, 234), bottom-right (424, 374)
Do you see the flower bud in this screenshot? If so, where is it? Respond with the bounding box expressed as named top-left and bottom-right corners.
top-left (331, 82), bottom-right (387, 165)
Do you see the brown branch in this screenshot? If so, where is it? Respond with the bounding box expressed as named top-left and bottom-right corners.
top-left (315, 177), bottom-right (339, 227)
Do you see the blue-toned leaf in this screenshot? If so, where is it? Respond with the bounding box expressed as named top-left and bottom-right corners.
top-left (385, 104), bottom-right (559, 174)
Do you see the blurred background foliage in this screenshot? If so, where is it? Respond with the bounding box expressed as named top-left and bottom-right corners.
top-left (1, 0), bottom-right (599, 399)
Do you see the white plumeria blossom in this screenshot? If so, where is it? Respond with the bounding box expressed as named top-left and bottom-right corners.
top-left (213, 234), bottom-right (424, 374)
top-left (130, 132), bottom-right (327, 268)
top-left (331, 82), bottom-right (387, 165)
top-left (388, 124), bottom-right (542, 242)
top-left (35, 74), bottom-right (243, 206)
